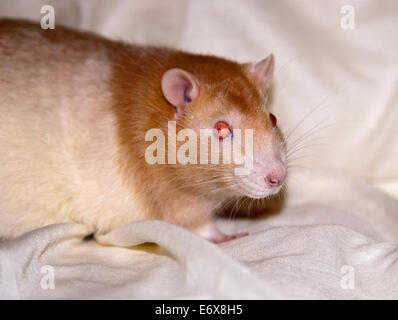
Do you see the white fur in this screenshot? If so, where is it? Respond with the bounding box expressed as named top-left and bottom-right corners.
top-left (0, 39), bottom-right (145, 238)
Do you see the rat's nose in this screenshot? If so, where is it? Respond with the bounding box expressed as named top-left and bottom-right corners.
top-left (265, 174), bottom-right (284, 187)
top-left (264, 162), bottom-right (286, 188)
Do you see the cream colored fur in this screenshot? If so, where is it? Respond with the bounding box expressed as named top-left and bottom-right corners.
top-left (0, 29), bottom-right (146, 238)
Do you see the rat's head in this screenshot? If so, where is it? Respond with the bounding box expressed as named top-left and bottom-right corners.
top-left (159, 53), bottom-right (286, 200)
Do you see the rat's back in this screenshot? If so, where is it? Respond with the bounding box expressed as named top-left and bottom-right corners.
top-left (0, 19), bottom-right (142, 238)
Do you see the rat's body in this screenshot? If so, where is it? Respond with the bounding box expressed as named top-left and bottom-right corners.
top-left (0, 19), bottom-right (286, 242)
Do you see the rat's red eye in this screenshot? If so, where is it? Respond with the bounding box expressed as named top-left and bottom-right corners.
top-left (214, 121), bottom-right (231, 140)
top-left (269, 113), bottom-right (277, 128)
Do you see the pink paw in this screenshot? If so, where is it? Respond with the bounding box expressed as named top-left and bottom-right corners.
top-left (195, 223), bottom-right (249, 244)
top-left (210, 232), bottom-right (249, 244)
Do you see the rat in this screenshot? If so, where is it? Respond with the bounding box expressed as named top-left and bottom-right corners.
top-left (0, 19), bottom-right (286, 243)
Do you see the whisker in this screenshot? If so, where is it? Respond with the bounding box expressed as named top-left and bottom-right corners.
top-left (284, 95), bottom-right (331, 142)
top-left (286, 117), bottom-right (331, 154)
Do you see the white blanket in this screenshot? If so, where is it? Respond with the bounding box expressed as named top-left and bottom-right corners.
top-left (0, 0), bottom-right (397, 299)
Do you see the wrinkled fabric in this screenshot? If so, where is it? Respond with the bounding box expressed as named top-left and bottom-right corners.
top-left (1, 169), bottom-right (397, 299)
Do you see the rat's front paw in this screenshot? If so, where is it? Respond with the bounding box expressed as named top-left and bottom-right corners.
top-left (195, 223), bottom-right (248, 244)
top-left (209, 231), bottom-right (249, 244)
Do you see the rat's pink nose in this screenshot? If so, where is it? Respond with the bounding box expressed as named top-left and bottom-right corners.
top-left (265, 174), bottom-right (284, 187)
top-left (264, 164), bottom-right (286, 188)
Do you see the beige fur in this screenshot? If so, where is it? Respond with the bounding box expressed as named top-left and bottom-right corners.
top-left (0, 20), bottom-right (285, 242)
top-left (0, 22), bottom-right (146, 238)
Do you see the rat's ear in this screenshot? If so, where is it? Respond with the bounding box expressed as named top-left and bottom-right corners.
top-left (244, 54), bottom-right (274, 93)
top-left (161, 68), bottom-right (200, 118)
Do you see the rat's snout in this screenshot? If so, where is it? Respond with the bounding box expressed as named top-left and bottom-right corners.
top-left (264, 160), bottom-right (286, 188)
top-left (237, 154), bottom-right (286, 199)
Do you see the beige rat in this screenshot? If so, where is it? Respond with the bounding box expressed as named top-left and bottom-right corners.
top-left (0, 19), bottom-right (286, 243)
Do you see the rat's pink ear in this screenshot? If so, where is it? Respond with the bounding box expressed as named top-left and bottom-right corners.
top-left (244, 54), bottom-right (274, 92)
top-left (161, 68), bottom-right (200, 118)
